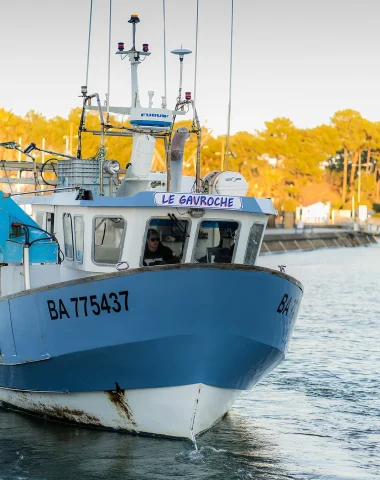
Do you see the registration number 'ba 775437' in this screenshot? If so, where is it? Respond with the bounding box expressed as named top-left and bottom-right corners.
top-left (47, 291), bottom-right (129, 321)
top-left (276, 294), bottom-right (299, 321)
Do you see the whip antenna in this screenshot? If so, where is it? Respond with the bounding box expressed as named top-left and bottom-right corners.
top-left (225, 0), bottom-right (234, 171)
top-left (85, 0), bottom-right (94, 89)
top-left (163, 0), bottom-right (167, 105)
top-left (193, 0), bottom-right (200, 110)
top-left (106, 0), bottom-right (113, 123)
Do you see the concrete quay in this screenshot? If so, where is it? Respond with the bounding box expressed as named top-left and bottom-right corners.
top-left (261, 228), bottom-right (379, 254)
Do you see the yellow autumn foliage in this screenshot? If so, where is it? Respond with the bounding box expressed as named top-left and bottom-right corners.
top-left (0, 107), bottom-right (379, 210)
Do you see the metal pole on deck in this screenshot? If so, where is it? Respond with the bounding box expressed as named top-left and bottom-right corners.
top-left (106, 0), bottom-right (112, 123)
top-left (225, 0), bottom-right (234, 171)
top-left (17, 137), bottom-right (22, 193)
top-left (23, 246), bottom-right (31, 290)
top-left (17, 137), bottom-right (22, 162)
top-left (85, 0), bottom-right (93, 89)
top-left (193, 0), bottom-right (199, 110)
top-left (162, 0), bottom-right (167, 104)
top-left (41, 138), bottom-right (46, 163)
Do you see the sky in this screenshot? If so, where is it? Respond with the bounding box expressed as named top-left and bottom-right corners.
top-left (1, 0), bottom-right (380, 136)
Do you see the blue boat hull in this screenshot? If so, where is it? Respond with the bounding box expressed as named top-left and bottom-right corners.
top-left (0, 264), bottom-right (303, 393)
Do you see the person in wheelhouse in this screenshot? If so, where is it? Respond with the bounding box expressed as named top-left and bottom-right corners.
top-left (143, 229), bottom-right (180, 266)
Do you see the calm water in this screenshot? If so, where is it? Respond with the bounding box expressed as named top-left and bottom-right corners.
top-left (0, 246), bottom-right (379, 480)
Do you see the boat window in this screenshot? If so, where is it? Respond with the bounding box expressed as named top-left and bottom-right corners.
top-left (244, 223), bottom-right (265, 265)
top-left (93, 217), bottom-right (126, 265)
top-left (142, 217), bottom-right (190, 266)
top-left (194, 220), bottom-right (239, 264)
top-left (74, 216), bottom-right (84, 264)
top-left (62, 213), bottom-right (74, 260)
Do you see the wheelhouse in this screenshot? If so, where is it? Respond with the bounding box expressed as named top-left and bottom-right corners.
top-left (16, 192), bottom-right (271, 283)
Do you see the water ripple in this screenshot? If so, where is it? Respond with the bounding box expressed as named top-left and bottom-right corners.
top-left (0, 246), bottom-right (378, 479)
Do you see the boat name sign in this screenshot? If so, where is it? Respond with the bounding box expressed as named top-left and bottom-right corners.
top-left (154, 193), bottom-right (242, 210)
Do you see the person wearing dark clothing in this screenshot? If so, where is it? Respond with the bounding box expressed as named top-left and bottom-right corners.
top-left (143, 228), bottom-right (180, 266)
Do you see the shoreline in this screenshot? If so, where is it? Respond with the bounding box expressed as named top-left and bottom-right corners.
top-left (261, 229), bottom-right (378, 255)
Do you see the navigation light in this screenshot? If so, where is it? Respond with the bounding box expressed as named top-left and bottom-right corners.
top-left (128, 14), bottom-right (140, 23)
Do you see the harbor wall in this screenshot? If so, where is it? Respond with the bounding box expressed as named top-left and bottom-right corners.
top-left (261, 230), bottom-right (379, 254)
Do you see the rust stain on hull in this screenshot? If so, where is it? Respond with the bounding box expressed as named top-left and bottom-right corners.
top-left (37, 404), bottom-right (102, 426)
top-left (106, 389), bottom-right (137, 427)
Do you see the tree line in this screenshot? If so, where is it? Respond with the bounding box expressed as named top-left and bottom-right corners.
top-left (1, 107), bottom-right (379, 212)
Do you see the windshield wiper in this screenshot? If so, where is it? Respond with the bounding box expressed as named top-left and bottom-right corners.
top-left (167, 213), bottom-right (190, 238)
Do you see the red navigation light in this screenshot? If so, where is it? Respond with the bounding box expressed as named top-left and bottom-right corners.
top-left (118, 42), bottom-right (124, 51)
top-left (185, 92), bottom-right (192, 100)
top-left (142, 43), bottom-right (149, 52)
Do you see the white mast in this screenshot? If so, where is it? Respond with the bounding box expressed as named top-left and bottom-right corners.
top-left (116, 14), bottom-right (151, 108)
top-left (129, 14), bottom-right (141, 107)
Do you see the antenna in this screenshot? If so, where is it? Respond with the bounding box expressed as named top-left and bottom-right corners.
top-left (193, 0), bottom-right (200, 110)
top-left (84, 0), bottom-right (94, 90)
top-left (225, 0), bottom-right (234, 171)
top-left (171, 48), bottom-right (192, 103)
top-left (162, 0), bottom-right (167, 106)
top-left (106, 0), bottom-right (112, 123)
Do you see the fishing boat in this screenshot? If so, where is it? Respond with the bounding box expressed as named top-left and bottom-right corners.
top-left (0, 9), bottom-right (303, 440)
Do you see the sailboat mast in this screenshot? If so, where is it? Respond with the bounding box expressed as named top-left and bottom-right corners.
top-left (225, 0), bottom-right (234, 171)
